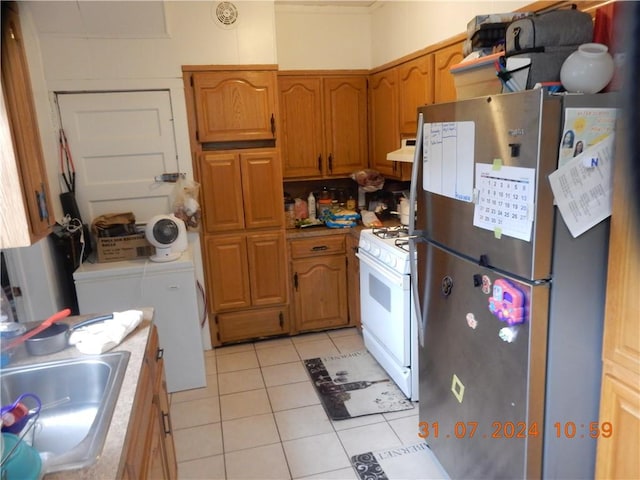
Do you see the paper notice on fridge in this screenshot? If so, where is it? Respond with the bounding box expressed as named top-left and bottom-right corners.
top-left (473, 163), bottom-right (536, 241)
top-left (423, 121), bottom-right (475, 202)
top-left (558, 107), bottom-right (617, 169)
top-left (548, 134), bottom-right (615, 238)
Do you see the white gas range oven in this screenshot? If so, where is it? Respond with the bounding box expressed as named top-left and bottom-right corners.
top-left (356, 226), bottom-right (418, 401)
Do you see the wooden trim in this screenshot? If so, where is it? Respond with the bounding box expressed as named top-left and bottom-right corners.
top-left (278, 69), bottom-right (369, 77)
top-left (182, 64), bottom-right (278, 72)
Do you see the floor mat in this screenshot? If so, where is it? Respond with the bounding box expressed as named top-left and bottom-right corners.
top-left (351, 442), bottom-right (449, 480)
top-left (303, 350), bottom-right (413, 420)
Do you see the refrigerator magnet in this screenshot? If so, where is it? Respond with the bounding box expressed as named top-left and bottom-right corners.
top-left (481, 275), bottom-right (492, 295)
top-left (488, 278), bottom-right (527, 325)
top-left (499, 326), bottom-right (518, 343)
top-left (466, 313), bottom-right (478, 329)
top-left (451, 374), bottom-right (465, 403)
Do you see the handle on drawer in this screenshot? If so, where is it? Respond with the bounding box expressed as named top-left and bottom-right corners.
top-left (162, 411), bottom-right (172, 436)
top-left (311, 245), bottom-right (328, 251)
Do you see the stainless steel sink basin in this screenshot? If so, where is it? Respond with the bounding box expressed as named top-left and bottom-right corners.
top-left (0, 351), bottom-right (130, 474)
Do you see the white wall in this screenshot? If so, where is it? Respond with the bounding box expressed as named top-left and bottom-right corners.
top-left (369, 1), bottom-right (530, 66)
top-left (275, 3), bottom-right (372, 70)
top-left (274, 1), bottom-right (531, 69)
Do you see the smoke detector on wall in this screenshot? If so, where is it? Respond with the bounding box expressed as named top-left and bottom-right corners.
top-left (212, 2), bottom-right (239, 29)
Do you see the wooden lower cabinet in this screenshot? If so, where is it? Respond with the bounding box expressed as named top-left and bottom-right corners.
top-left (204, 231), bottom-right (289, 344)
top-left (289, 235), bottom-right (349, 333)
top-left (121, 325), bottom-right (177, 480)
top-left (205, 231), bottom-right (288, 312)
top-left (595, 115), bottom-right (640, 478)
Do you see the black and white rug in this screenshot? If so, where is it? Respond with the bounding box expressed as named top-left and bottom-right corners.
top-left (303, 350), bottom-right (413, 421)
top-left (351, 442), bottom-right (449, 480)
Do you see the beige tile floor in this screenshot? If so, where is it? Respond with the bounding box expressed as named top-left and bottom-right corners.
top-left (169, 327), bottom-right (427, 479)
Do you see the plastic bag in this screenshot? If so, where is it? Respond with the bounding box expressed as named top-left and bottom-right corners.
top-left (171, 178), bottom-right (201, 231)
top-left (350, 169), bottom-right (385, 192)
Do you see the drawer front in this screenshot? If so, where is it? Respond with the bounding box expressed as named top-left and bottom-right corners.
top-left (289, 235), bottom-right (345, 259)
top-left (216, 307), bottom-right (289, 343)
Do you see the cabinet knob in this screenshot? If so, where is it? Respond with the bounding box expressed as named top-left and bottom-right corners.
top-left (328, 154), bottom-right (333, 172)
top-left (270, 113), bottom-right (276, 137)
top-left (317, 155), bottom-right (322, 172)
top-left (156, 347), bottom-right (164, 361)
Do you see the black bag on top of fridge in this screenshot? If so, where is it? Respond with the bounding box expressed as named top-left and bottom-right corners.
top-left (504, 7), bottom-right (593, 88)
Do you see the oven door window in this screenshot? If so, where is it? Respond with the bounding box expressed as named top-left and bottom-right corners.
top-left (358, 253), bottom-right (411, 366)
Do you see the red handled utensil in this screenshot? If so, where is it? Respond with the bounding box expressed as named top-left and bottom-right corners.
top-left (1, 308), bottom-right (71, 352)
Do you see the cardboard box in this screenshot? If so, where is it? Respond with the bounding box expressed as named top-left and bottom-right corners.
top-left (450, 53), bottom-right (504, 99)
top-left (95, 233), bottom-right (154, 263)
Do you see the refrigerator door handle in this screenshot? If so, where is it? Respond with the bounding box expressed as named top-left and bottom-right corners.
top-left (409, 236), bottom-right (426, 348)
top-left (408, 114), bottom-right (426, 347)
top-left (408, 113), bottom-right (423, 235)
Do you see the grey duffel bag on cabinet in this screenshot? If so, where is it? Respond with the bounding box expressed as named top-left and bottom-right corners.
top-left (505, 7), bottom-right (593, 88)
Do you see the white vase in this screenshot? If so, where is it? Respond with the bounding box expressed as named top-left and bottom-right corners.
top-left (560, 43), bottom-right (615, 94)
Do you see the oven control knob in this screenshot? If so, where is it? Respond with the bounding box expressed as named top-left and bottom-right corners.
top-left (386, 256), bottom-right (397, 268)
top-left (360, 239), bottom-right (370, 251)
top-left (381, 252), bottom-right (391, 265)
top-left (371, 246), bottom-right (381, 257)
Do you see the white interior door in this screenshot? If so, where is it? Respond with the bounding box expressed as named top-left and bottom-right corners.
top-left (57, 90), bottom-right (180, 224)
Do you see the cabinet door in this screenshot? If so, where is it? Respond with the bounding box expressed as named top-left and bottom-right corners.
top-left (323, 77), bottom-right (368, 176)
top-left (200, 152), bottom-right (244, 232)
top-left (292, 255), bottom-right (348, 332)
top-left (192, 70), bottom-right (277, 142)
top-left (241, 151), bottom-right (284, 229)
top-left (398, 55), bottom-right (434, 135)
top-left (1, 2), bottom-right (52, 244)
top-left (434, 42), bottom-right (464, 104)
top-left (278, 76), bottom-right (324, 178)
top-left (153, 355), bottom-right (177, 480)
top-left (369, 69), bottom-right (401, 179)
top-left (205, 234), bottom-right (251, 311)
top-left (247, 231), bottom-right (288, 306)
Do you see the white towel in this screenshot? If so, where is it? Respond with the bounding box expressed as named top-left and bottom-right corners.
top-left (68, 310), bottom-right (143, 354)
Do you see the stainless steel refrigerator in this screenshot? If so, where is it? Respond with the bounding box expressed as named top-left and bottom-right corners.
top-left (408, 89), bottom-right (617, 479)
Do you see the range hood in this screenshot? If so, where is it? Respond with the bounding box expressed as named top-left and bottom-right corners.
top-left (386, 138), bottom-right (416, 163)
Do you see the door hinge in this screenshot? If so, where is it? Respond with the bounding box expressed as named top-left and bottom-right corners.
top-left (156, 347), bottom-right (164, 361)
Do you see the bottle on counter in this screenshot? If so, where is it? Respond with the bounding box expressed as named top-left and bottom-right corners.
top-left (346, 195), bottom-right (356, 211)
top-left (308, 192), bottom-right (316, 221)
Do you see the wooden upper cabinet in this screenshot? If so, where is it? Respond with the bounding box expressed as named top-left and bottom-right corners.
top-left (397, 54), bottom-right (434, 135)
top-left (369, 69), bottom-right (400, 179)
top-left (1, 1), bottom-right (52, 247)
top-left (199, 150), bottom-right (283, 233)
top-left (322, 76), bottom-right (368, 176)
top-left (433, 41), bottom-right (464, 104)
top-left (278, 74), bottom-right (367, 179)
top-left (278, 77), bottom-right (324, 178)
top-left (191, 70), bottom-right (278, 143)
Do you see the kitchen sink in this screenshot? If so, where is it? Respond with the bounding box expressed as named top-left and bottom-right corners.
top-left (0, 351), bottom-right (130, 474)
